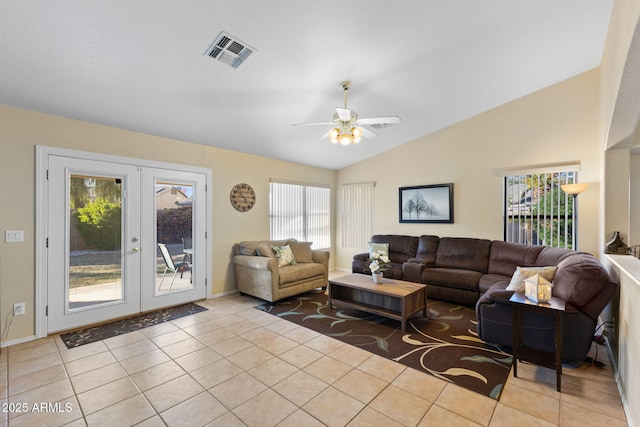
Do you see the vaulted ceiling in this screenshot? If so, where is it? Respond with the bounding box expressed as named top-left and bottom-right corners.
top-left (0, 1), bottom-right (613, 169)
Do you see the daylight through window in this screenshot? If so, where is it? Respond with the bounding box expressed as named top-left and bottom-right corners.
top-left (270, 181), bottom-right (330, 249)
top-left (341, 183), bottom-right (374, 248)
top-left (504, 169), bottom-right (579, 249)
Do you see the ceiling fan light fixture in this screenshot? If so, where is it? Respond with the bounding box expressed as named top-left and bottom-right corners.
top-left (352, 127), bottom-right (362, 143)
top-left (329, 128), bottom-right (340, 143)
top-left (291, 81), bottom-right (400, 146)
top-left (338, 133), bottom-right (353, 145)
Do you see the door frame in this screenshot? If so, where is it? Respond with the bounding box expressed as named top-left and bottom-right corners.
top-left (35, 145), bottom-right (213, 338)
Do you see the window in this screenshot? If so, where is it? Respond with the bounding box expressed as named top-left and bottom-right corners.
top-left (504, 168), bottom-right (579, 249)
top-left (269, 180), bottom-right (330, 249)
top-left (341, 182), bottom-right (374, 248)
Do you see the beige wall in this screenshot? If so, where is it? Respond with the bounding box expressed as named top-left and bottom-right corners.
top-left (336, 69), bottom-right (603, 271)
top-left (600, 0), bottom-right (640, 149)
top-left (0, 105), bottom-right (336, 342)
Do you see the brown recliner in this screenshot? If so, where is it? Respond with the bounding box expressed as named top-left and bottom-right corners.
top-left (351, 235), bottom-right (418, 279)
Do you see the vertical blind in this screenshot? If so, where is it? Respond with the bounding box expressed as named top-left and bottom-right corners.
top-left (341, 183), bottom-right (374, 249)
top-left (269, 181), bottom-right (330, 249)
top-left (504, 169), bottom-right (578, 249)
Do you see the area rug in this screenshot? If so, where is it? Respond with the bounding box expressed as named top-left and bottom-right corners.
top-left (256, 290), bottom-right (512, 400)
top-left (60, 302), bottom-right (207, 349)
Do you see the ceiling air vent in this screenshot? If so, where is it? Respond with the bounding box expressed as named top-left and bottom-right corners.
top-left (204, 31), bottom-right (255, 69)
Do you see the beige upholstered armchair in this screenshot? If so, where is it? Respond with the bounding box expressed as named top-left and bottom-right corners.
top-left (232, 239), bottom-right (330, 302)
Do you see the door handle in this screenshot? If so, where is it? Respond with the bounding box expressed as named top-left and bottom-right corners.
top-left (131, 247), bottom-right (140, 253)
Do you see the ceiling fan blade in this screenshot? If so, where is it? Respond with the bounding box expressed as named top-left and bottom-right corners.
top-left (336, 108), bottom-right (352, 121)
top-left (358, 127), bottom-right (378, 139)
top-left (356, 115), bottom-right (401, 125)
top-left (291, 122), bottom-right (334, 127)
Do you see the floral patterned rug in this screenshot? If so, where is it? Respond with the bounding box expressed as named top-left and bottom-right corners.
top-left (60, 302), bottom-right (207, 348)
top-left (256, 290), bottom-right (512, 400)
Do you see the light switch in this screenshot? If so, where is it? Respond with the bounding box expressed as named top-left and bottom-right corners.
top-left (5, 230), bottom-right (24, 243)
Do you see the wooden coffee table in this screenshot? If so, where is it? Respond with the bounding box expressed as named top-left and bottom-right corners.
top-left (327, 273), bottom-right (427, 331)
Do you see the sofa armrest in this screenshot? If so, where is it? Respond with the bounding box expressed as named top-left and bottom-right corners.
top-left (233, 254), bottom-right (278, 272)
top-left (402, 261), bottom-right (426, 283)
top-left (353, 252), bottom-right (369, 261)
top-left (233, 254), bottom-right (280, 299)
top-left (312, 250), bottom-right (330, 266)
top-left (478, 288), bottom-right (515, 305)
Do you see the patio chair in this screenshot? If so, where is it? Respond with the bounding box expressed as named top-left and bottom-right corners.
top-left (182, 237), bottom-right (192, 264)
top-left (158, 243), bottom-right (191, 290)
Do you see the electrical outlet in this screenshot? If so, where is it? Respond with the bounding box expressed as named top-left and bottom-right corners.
top-left (13, 303), bottom-right (25, 316)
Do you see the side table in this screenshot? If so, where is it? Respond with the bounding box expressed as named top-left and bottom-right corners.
top-left (510, 292), bottom-right (565, 392)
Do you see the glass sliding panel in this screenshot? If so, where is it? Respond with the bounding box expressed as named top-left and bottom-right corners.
top-left (68, 174), bottom-right (124, 310)
top-left (155, 181), bottom-right (194, 293)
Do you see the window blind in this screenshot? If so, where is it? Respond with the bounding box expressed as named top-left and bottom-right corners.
top-left (269, 181), bottom-right (330, 249)
top-left (341, 182), bottom-right (374, 249)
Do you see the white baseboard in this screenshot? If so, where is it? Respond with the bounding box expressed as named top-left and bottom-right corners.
top-left (207, 289), bottom-right (240, 299)
top-left (604, 334), bottom-right (634, 427)
top-left (1, 335), bottom-right (36, 348)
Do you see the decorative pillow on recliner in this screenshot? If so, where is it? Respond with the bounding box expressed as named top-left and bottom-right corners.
top-left (288, 241), bottom-right (314, 263)
top-left (369, 242), bottom-right (389, 259)
top-left (506, 266), bottom-right (558, 292)
top-left (271, 245), bottom-right (297, 267)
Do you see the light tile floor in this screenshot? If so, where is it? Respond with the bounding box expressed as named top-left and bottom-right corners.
top-left (0, 291), bottom-right (628, 426)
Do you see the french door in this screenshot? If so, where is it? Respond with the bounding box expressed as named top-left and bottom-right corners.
top-left (40, 148), bottom-right (209, 334)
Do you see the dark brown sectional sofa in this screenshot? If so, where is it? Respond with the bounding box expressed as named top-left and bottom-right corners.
top-left (352, 234), bottom-right (617, 363)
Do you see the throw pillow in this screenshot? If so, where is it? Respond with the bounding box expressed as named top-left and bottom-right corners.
top-left (271, 245), bottom-right (297, 267)
top-left (288, 241), bottom-right (314, 263)
top-left (237, 241), bottom-right (260, 255)
top-left (256, 244), bottom-right (276, 259)
top-left (506, 266), bottom-right (558, 292)
top-left (369, 242), bottom-right (390, 259)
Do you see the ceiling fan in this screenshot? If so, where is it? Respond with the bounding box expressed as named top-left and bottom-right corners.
top-left (292, 81), bottom-right (401, 145)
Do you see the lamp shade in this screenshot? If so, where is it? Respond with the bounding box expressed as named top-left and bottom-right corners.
top-left (329, 128), bottom-right (340, 144)
top-left (560, 183), bottom-right (588, 195)
top-left (338, 133), bottom-right (353, 145)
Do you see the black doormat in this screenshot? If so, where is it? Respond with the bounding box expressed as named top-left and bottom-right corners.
top-left (60, 302), bottom-right (207, 349)
top-left (257, 290), bottom-right (512, 400)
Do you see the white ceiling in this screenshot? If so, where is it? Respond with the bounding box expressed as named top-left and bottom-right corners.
top-left (0, 1), bottom-right (613, 170)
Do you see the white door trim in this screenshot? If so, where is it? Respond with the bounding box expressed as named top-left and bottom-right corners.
top-left (35, 145), bottom-right (212, 338)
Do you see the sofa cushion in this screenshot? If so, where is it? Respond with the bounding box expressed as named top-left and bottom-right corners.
top-left (279, 262), bottom-right (326, 286)
top-left (256, 244), bottom-right (276, 259)
top-left (237, 239), bottom-right (288, 255)
top-left (478, 274), bottom-right (510, 294)
top-left (487, 241), bottom-right (545, 276)
top-left (272, 245), bottom-right (297, 266)
top-left (535, 246), bottom-right (574, 266)
top-left (237, 241), bottom-right (261, 255)
top-left (421, 267), bottom-right (483, 291)
top-left (415, 235), bottom-right (440, 265)
top-left (434, 237), bottom-right (491, 273)
top-left (371, 235), bottom-right (419, 263)
top-left (288, 241), bottom-right (314, 263)
top-left (506, 266), bottom-right (558, 292)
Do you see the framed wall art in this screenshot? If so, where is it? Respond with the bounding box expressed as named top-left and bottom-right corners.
top-left (399, 183), bottom-right (453, 223)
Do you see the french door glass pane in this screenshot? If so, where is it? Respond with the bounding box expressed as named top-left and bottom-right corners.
top-left (68, 174), bottom-right (124, 310)
top-left (155, 181), bottom-right (194, 293)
